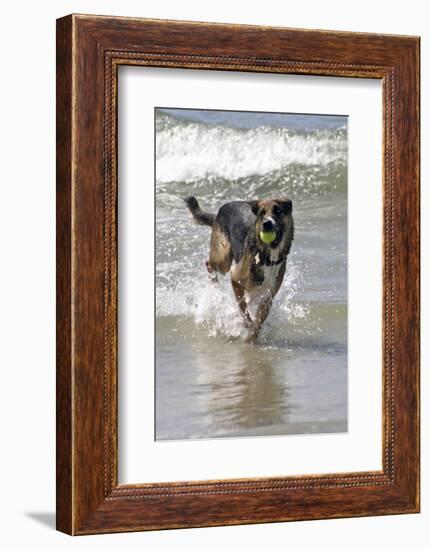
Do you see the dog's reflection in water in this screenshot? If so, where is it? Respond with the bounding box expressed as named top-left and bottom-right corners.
top-left (189, 338), bottom-right (291, 437)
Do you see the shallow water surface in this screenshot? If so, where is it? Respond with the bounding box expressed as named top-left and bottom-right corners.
top-left (155, 108), bottom-right (348, 440)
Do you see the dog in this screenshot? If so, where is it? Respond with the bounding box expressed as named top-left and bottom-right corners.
top-left (184, 196), bottom-right (294, 341)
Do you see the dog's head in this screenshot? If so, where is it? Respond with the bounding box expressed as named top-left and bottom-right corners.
top-left (250, 198), bottom-right (294, 250)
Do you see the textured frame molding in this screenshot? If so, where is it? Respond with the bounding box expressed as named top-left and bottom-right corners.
top-left (57, 14), bottom-right (420, 534)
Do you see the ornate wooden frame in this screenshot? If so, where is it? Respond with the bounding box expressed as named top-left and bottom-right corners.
top-left (56, 14), bottom-right (420, 534)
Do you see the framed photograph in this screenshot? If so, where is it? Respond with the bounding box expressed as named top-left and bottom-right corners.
top-left (56, 14), bottom-right (420, 535)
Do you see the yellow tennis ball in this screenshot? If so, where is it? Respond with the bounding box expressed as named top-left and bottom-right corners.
top-left (260, 230), bottom-right (276, 244)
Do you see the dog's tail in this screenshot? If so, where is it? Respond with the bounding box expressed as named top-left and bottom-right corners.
top-left (183, 196), bottom-right (215, 227)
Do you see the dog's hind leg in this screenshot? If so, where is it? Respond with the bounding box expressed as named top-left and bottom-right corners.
top-left (207, 224), bottom-right (232, 277)
top-left (205, 260), bottom-right (218, 284)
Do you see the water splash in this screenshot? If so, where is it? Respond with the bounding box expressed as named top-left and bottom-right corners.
top-left (156, 255), bottom-right (308, 343)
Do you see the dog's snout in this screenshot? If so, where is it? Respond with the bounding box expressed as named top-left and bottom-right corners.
top-left (263, 219), bottom-right (274, 231)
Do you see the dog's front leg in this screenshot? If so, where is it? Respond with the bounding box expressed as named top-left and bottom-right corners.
top-left (246, 296), bottom-right (273, 342)
top-left (231, 280), bottom-right (253, 328)
top-left (247, 262), bottom-right (286, 342)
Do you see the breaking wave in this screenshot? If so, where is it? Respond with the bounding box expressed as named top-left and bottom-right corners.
top-left (156, 111), bottom-right (347, 184)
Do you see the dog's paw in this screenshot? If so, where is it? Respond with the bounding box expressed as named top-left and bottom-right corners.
top-left (242, 317), bottom-right (253, 329)
top-left (245, 333), bottom-right (258, 344)
top-left (205, 261), bottom-right (219, 284)
top-left (245, 318), bottom-right (265, 343)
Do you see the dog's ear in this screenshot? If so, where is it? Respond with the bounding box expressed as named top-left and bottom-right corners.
top-left (250, 200), bottom-right (262, 216)
top-left (278, 198), bottom-right (293, 214)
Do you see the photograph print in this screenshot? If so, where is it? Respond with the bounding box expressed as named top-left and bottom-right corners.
top-left (155, 107), bottom-right (348, 441)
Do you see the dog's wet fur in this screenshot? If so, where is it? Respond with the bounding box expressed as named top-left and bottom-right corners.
top-left (184, 196), bottom-right (294, 341)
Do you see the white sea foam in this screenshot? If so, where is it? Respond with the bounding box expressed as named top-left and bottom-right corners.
top-left (156, 119), bottom-right (347, 184)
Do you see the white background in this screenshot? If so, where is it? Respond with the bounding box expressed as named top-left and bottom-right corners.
top-left (119, 68), bottom-right (382, 483)
top-left (0, 1), bottom-right (428, 548)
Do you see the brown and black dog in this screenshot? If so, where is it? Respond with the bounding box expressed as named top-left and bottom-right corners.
top-left (184, 196), bottom-right (294, 341)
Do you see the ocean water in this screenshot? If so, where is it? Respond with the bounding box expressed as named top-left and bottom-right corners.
top-left (155, 108), bottom-right (348, 440)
